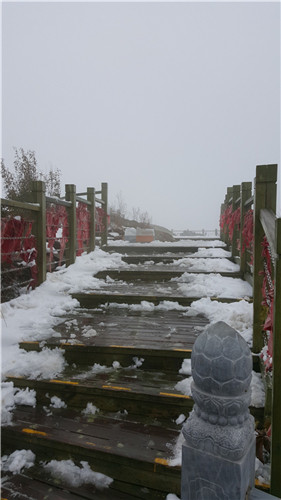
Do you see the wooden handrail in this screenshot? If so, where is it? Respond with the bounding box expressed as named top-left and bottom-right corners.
top-left (46, 196), bottom-right (71, 207)
top-left (76, 196), bottom-right (91, 206)
top-left (1, 198), bottom-right (40, 211)
top-left (244, 195), bottom-right (254, 207)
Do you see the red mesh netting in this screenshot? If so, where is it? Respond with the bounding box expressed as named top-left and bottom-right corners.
top-left (46, 205), bottom-right (68, 271)
top-left (1, 216), bottom-right (38, 289)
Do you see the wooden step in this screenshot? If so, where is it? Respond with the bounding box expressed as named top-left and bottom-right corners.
top-left (1, 470), bottom-right (140, 500)
top-left (122, 255), bottom-right (232, 264)
top-left (95, 269), bottom-right (243, 281)
top-left (7, 368), bottom-right (193, 420)
top-left (7, 372), bottom-right (263, 425)
top-left (72, 291), bottom-right (246, 308)
top-left (19, 308), bottom-right (208, 368)
top-left (2, 407), bottom-right (182, 496)
top-left (19, 342), bottom-right (193, 370)
top-left (106, 245), bottom-right (226, 255)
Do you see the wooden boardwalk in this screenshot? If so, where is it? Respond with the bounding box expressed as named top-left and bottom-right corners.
top-left (2, 240), bottom-right (258, 499)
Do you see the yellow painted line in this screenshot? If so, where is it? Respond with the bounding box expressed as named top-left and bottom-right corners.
top-left (6, 375), bottom-right (24, 379)
top-left (159, 392), bottom-right (191, 399)
top-left (154, 457), bottom-right (169, 472)
top-left (154, 458), bottom-right (168, 466)
top-left (102, 385), bottom-right (131, 392)
top-left (61, 342), bottom-right (85, 346)
top-left (172, 349), bottom-right (192, 352)
top-left (20, 341), bottom-right (39, 344)
top-left (255, 479), bottom-right (270, 489)
top-left (49, 379), bottom-right (79, 385)
top-left (86, 441), bottom-right (111, 451)
top-left (109, 345), bottom-right (134, 348)
top-left (22, 428), bottom-right (47, 437)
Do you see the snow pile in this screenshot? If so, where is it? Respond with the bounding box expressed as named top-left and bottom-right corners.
top-left (3, 347), bottom-right (66, 381)
top-left (1, 249), bottom-right (125, 348)
top-left (1, 449), bottom-right (35, 474)
top-left (44, 459), bottom-right (113, 489)
top-left (173, 273), bottom-right (252, 298)
top-left (255, 458), bottom-right (270, 485)
top-left (166, 495), bottom-right (180, 500)
top-left (179, 359), bottom-right (191, 376)
top-left (82, 403), bottom-right (99, 416)
top-left (186, 298), bottom-right (253, 346)
top-left (1, 249), bottom-right (125, 382)
top-left (192, 248), bottom-right (231, 258)
top-left (76, 361), bottom-right (121, 380)
top-left (175, 414), bottom-right (186, 425)
top-left (107, 300), bottom-right (189, 312)
top-left (168, 432), bottom-right (185, 467)
top-left (175, 377), bottom-right (193, 396)
top-left (49, 396), bottom-right (67, 409)
top-left (1, 382), bottom-right (36, 425)
top-left (170, 257), bottom-right (239, 272)
top-left (82, 327), bottom-right (97, 337)
top-left (131, 357), bottom-right (144, 368)
top-left (250, 372), bottom-right (265, 408)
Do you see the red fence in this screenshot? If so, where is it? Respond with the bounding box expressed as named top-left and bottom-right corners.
top-left (1, 181), bottom-right (108, 301)
top-left (220, 165), bottom-right (281, 497)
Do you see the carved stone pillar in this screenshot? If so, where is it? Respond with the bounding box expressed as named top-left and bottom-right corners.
top-left (181, 321), bottom-right (255, 500)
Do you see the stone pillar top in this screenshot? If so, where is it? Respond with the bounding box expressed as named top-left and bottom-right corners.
top-left (183, 321), bottom-right (254, 460)
top-left (191, 321), bottom-right (252, 397)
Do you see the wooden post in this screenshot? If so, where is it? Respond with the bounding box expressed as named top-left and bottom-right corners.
top-left (31, 181), bottom-right (46, 285)
top-left (101, 182), bottom-right (108, 247)
top-left (231, 185), bottom-right (240, 259)
top-left (253, 164), bottom-right (277, 353)
top-left (87, 187), bottom-right (96, 252)
top-left (239, 182), bottom-right (252, 276)
top-left (220, 202), bottom-right (226, 242)
top-left (271, 217), bottom-right (281, 497)
top-left (225, 187), bottom-right (233, 248)
top-left (65, 184), bottom-right (77, 265)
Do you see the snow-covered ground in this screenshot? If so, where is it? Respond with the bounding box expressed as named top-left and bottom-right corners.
top-left (1, 246), bottom-right (268, 490)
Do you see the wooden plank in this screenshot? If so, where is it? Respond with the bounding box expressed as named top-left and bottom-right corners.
top-left (240, 182), bottom-right (252, 276)
top-left (231, 185), bottom-right (240, 259)
top-left (46, 196), bottom-right (72, 207)
top-left (270, 217), bottom-right (281, 497)
top-left (65, 184), bottom-right (77, 266)
top-left (101, 183), bottom-right (108, 247)
top-left (87, 187), bottom-right (96, 252)
top-left (95, 269), bottom-right (243, 281)
top-left (2, 469), bottom-right (165, 500)
top-left (2, 412), bottom-right (182, 494)
top-left (7, 374), bottom-right (194, 419)
top-left (253, 165), bottom-right (277, 353)
top-left (72, 291), bottom-right (249, 308)
top-left (122, 255), bottom-right (232, 264)
top-left (31, 181), bottom-right (46, 285)
top-left (2, 477), bottom-right (71, 500)
top-left (0, 197), bottom-right (40, 211)
top-left (106, 245), bottom-right (226, 255)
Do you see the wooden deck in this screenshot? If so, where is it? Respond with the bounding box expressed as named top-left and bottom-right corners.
top-left (2, 241), bottom-right (259, 498)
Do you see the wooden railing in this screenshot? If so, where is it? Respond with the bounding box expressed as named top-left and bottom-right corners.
top-left (220, 164), bottom-right (281, 497)
top-left (1, 180), bottom-right (108, 295)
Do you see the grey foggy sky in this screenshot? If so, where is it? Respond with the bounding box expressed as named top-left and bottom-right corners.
top-left (2, 1), bottom-right (280, 230)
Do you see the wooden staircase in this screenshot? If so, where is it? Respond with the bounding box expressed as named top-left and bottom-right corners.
top-left (2, 241), bottom-right (258, 499)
